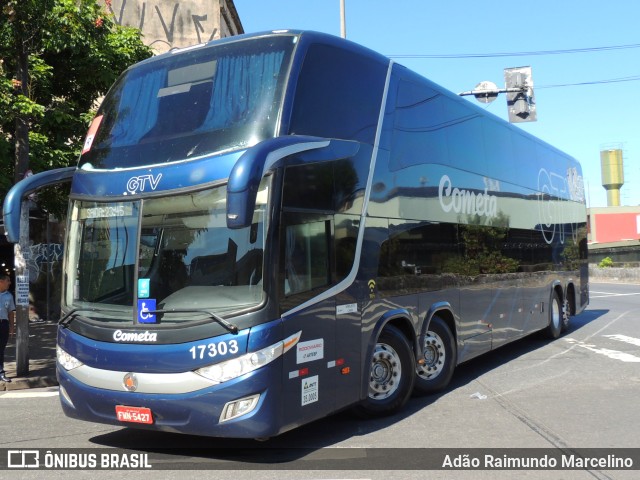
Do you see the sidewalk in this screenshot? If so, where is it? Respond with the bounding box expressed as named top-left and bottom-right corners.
top-left (1, 321), bottom-right (58, 391)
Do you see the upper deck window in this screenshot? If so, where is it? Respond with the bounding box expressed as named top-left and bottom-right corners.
top-left (80, 35), bottom-right (296, 170)
top-left (289, 44), bottom-right (387, 145)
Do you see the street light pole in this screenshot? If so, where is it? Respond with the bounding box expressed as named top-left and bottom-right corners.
top-left (340, 0), bottom-right (346, 38)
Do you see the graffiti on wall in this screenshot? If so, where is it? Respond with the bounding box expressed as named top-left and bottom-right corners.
top-left (26, 243), bottom-right (64, 282)
top-left (15, 242), bottom-right (65, 320)
top-left (106, 0), bottom-right (232, 51)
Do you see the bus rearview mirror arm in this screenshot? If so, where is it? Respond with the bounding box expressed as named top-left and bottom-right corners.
top-left (226, 136), bottom-right (360, 229)
top-left (3, 166), bottom-right (76, 243)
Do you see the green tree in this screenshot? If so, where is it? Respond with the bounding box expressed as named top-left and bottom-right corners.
top-left (0, 0), bottom-right (152, 216)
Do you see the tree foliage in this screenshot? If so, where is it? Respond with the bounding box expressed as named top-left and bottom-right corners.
top-left (0, 0), bottom-right (152, 216)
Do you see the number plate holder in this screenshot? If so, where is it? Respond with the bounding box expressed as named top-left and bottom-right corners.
top-left (115, 405), bottom-right (154, 424)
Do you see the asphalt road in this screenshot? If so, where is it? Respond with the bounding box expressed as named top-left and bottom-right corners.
top-left (1, 281), bottom-right (639, 479)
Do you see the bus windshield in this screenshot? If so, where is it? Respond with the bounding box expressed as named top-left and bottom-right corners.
top-left (79, 34), bottom-right (296, 170)
top-left (64, 179), bottom-right (270, 325)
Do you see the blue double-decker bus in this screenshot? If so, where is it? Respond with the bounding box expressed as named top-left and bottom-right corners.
top-left (3, 30), bottom-right (588, 439)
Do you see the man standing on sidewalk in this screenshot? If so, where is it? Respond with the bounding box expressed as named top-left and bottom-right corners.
top-left (0, 273), bottom-right (16, 383)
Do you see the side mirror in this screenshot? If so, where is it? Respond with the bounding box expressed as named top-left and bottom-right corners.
top-left (3, 167), bottom-right (76, 243)
top-left (226, 136), bottom-right (359, 229)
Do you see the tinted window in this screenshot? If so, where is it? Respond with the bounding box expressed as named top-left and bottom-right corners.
top-left (482, 119), bottom-right (515, 182)
top-left (284, 220), bottom-right (330, 295)
top-left (282, 160), bottom-right (361, 212)
top-left (279, 161), bottom-right (359, 310)
top-left (80, 35), bottom-right (296, 169)
top-left (378, 221), bottom-right (459, 293)
top-left (390, 78), bottom-right (479, 171)
top-left (289, 44), bottom-right (387, 144)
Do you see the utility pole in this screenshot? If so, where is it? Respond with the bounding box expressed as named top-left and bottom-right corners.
top-left (340, 0), bottom-right (346, 38)
top-left (10, 5), bottom-right (32, 376)
top-left (14, 200), bottom-right (29, 376)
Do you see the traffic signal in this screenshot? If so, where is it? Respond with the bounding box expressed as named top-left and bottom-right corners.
top-left (504, 66), bottom-right (537, 123)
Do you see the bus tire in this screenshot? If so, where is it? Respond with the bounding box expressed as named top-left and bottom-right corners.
top-left (414, 316), bottom-right (456, 394)
top-left (356, 325), bottom-right (415, 417)
top-left (544, 290), bottom-right (563, 339)
top-left (561, 297), bottom-right (570, 333)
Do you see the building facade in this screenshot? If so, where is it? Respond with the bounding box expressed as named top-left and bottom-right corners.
top-left (102, 0), bottom-right (243, 53)
top-left (588, 206), bottom-right (640, 264)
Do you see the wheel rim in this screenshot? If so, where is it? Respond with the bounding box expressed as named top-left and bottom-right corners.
top-left (368, 343), bottom-right (402, 400)
top-left (551, 297), bottom-right (561, 330)
top-left (417, 330), bottom-right (446, 380)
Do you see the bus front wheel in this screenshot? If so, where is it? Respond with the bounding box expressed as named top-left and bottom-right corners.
top-left (414, 316), bottom-right (456, 394)
top-left (356, 325), bottom-right (415, 417)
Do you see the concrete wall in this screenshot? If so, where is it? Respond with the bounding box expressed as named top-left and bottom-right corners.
top-left (103, 0), bottom-right (243, 53)
top-left (589, 266), bottom-right (640, 283)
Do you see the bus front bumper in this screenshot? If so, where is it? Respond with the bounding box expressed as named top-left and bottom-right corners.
top-left (57, 362), bottom-right (284, 439)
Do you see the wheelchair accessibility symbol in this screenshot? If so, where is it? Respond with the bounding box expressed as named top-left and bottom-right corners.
top-left (137, 299), bottom-right (157, 324)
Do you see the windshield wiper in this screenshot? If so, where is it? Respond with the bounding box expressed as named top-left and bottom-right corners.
top-left (59, 307), bottom-right (126, 327)
top-left (148, 309), bottom-right (239, 334)
top-left (60, 307), bottom-right (239, 334)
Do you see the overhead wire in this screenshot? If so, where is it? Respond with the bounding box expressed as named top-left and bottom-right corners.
top-left (387, 43), bottom-right (640, 59)
top-left (538, 75), bottom-right (640, 89)
top-left (387, 43), bottom-right (640, 89)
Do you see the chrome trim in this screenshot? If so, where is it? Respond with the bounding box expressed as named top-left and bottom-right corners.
top-left (263, 141), bottom-right (331, 173)
top-left (67, 365), bottom-right (216, 394)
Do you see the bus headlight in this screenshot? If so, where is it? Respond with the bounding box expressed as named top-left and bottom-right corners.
top-left (195, 342), bottom-right (283, 384)
top-left (57, 346), bottom-right (84, 371)
top-left (195, 331), bottom-right (301, 384)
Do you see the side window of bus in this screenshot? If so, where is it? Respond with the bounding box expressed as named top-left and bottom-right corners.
top-left (284, 221), bottom-right (330, 296)
top-left (390, 76), bottom-right (480, 171)
top-left (280, 163), bottom-right (359, 310)
top-left (378, 221), bottom-right (459, 294)
top-left (289, 44), bottom-right (386, 144)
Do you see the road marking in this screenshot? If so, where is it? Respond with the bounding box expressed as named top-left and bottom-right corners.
top-left (1, 391), bottom-right (59, 399)
top-left (603, 334), bottom-right (640, 347)
top-left (590, 291), bottom-right (640, 298)
top-left (564, 338), bottom-right (640, 363)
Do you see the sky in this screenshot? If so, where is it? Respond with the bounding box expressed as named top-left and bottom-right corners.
top-left (233, 0), bottom-right (640, 208)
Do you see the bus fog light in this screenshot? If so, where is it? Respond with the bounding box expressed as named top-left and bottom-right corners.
top-left (220, 394), bottom-right (260, 422)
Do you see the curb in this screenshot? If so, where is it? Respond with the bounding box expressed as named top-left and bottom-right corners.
top-left (1, 375), bottom-right (58, 392)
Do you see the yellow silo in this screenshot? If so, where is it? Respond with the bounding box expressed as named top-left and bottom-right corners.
top-left (600, 149), bottom-right (624, 207)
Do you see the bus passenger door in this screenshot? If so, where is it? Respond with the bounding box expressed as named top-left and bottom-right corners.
top-left (278, 218), bottom-right (340, 431)
top-left (277, 157), bottom-right (365, 430)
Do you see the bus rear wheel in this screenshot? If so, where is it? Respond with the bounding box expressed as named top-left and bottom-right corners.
top-left (414, 316), bottom-right (455, 394)
top-left (356, 325), bottom-right (415, 417)
top-left (544, 290), bottom-right (563, 339)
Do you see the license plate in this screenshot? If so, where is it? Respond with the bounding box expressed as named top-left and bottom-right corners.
top-left (115, 405), bottom-right (153, 424)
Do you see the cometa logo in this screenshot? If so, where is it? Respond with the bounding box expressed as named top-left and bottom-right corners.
top-left (113, 330), bottom-right (158, 342)
top-left (438, 174), bottom-right (498, 219)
